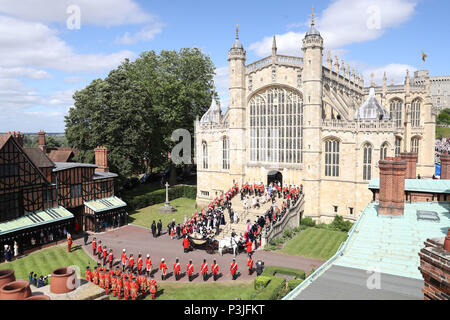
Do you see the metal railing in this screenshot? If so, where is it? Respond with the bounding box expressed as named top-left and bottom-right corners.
top-left (282, 203), bottom-right (369, 300)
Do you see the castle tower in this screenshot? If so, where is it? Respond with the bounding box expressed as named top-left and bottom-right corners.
top-left (301, 8), bottom-right (323, 216)
top-left (228, 25), bottom-right (247, 181)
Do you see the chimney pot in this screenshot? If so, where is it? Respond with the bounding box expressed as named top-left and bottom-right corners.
top-left (444, 228), bottom-right (450, 252)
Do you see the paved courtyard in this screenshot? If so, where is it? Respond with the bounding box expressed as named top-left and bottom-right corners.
top-left (75, 224), bottom-right (324, 283)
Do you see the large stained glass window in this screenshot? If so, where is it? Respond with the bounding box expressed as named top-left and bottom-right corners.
top-left (249, 87), bottom-right (303, 164)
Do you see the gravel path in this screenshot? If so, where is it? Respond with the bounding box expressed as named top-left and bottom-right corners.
top-left (74, 224), bottom-right (324, 283)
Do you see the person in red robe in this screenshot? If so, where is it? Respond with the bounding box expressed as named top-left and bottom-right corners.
top-left (160, 258), bottom-right (167, 280)
top-left (200, 259), bottom-right (208, 281)
top-left (173, 258), bottom-right (181, 281)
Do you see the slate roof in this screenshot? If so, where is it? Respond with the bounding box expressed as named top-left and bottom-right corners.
top-left (23, 147), bottom-right (55, 168)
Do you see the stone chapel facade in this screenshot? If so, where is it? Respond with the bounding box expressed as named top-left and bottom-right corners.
top-left (194, 17), bottom-right (437, 222)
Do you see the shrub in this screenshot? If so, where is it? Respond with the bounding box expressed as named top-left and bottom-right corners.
top-left (283, 229), bottom-right (292, 239)
top-left (254, 276), bottom-right (271, 290)
top-left (301, 217), bottom-right (316, 227)
top-left (287, 279), bottom-right (303, 291)
top-left (124, 185), bottom-right (196, 211)
top-left (253, 276), bottom-right (286, 300)
top-left (261, 266), bottom-right (306, 280)
top-left (329, 215), bottom-right (353, 232)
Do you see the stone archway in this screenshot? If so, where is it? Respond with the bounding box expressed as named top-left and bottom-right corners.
top-left (267, 170), bottom-right (282, 186)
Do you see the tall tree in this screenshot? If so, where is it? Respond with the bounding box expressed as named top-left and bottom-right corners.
top-left (65, 48), bottom-right (216, 178)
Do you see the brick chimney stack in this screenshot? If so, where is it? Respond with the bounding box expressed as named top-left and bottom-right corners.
top-left (444, 228), bottom-right (450, 252)
top-left (400, 152), bottom-right (418, 179)
top-left (94, 146), bottom-right (109, 172)
top-left (11, 131), bottom-right (24, 147)
top-left (440, 153), bottom-right (450, 179)
top-left (38, 130), bottom-right (46, 153)
top-left (378, 157), bottom-right (407, 216)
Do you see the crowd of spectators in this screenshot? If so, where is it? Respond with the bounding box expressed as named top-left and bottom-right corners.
top-left (435, 138), bottom-right (450, 164)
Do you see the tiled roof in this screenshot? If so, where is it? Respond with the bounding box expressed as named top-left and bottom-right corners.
top-left (0, 134), bottom-right (10, 150)
top-left (93, 171), bottom-right (118, 180)
top-left (47, 149), bottom-right (74, 162)
top-left (23, 147), bottom-right (55, 168)
top-left (53, 162), bottom-right (98, 172)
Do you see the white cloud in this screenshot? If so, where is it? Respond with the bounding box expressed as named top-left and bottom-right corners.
top-left (0, 15), bottom-right (136, 72)
top-left (0, 0), bottom-right (152, 27)
top-left (64, 76), bottom-right (86, 84)
top-left (115, 23), bottom-right (164, 45)
top-left (249, 0), bottom-right (417, 57)
top-left (214, 66), bottom-right (229, 109)
top-left (363, 63), bottom-right (416, 86)
top-left (0, 67), bottom-right (51, 79)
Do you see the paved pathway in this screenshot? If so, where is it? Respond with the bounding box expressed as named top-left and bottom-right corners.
top-left (75, 224), bottom-right (324, 283)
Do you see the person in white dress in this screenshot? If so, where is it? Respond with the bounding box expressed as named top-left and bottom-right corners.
top-left (13, 241), bottom-right (19, 257)
top-left (233, 210), bottom-right (239, 224)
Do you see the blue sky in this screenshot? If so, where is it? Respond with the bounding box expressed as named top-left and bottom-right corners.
top-left (0, 0), bottom-right (448, 132)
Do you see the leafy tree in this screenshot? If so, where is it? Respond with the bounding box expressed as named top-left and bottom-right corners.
top-left (65, 48), bottom-right (216, 178)
top-left (437, 108), bottom-right (450, 125)
top-left (45, 136), bottom-right (62, 149)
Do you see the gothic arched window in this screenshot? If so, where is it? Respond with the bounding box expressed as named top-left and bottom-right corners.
top-left (380, 143), bottom-right (388, 161)
top-left (249, 87), bottom-right (303, 164)
top-left (390, 99), bottom-right (403, 128)
top-left (202, 142), bottom-right (208, 169)
top-left (222, 137), bottom-right (230, 170)
top-left (411, 99), bottom-right (421, 127)
top-left (411, 137), bottom-right (420, 163)
top-left (324, 139), bottom-right (339, 177)
top-left (363, 144), bottom-right (372, 181)
top-left (395, 137), bottom-right (402, 157)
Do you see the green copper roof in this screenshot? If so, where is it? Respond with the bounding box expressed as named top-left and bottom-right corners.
top-left (368, 178), bottom-right (450, 194)
top-left (0, 206), bottom-right (74, 236)
top-left (84, 196), bottom-right (127, 213)
top-left (335, 201), bottom-right (450, 279)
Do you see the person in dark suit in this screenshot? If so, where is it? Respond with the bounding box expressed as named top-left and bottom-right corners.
top-left (84, 233), bottom-right (89, 246)
top-left (157, 220), bottom-right (162, 237)
top-left (151, 221), bottom-right (156, 238)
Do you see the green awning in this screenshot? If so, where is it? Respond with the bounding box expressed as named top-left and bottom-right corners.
top-left (0, 206), bottom-right (74, 236)
top-left (84, 196), bottom-right (127, 213)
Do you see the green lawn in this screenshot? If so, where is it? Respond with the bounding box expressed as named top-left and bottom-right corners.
top-left (280, 227), bottom-right (348, 260)
top-left (436, 127), bottom-right (450, 139)
top-left (128, 197), bottom-right (199, 228)
top-left (0, 244), bottom-right (96, 280)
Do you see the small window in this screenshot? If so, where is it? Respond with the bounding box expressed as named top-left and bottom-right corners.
top-left (349, 207), bottom-right (354, 215)
top-left (101, 181), bottom-right (110, 193)
top-left (200, 191), bottom-right (209, 197)
top-left (333, 206), bottom-right (338, 213)
top-left (70, 184), bottom-right (82, 198)
top-left (42, 189), bottom-right (53, 203)
top-left (0, 164), bottom-right (19, 178)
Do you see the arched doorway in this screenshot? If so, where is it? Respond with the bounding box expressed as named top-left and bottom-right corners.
top-left (267, 170), bottom-right (282, 186)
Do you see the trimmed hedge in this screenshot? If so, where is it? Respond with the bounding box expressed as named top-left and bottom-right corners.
top-left (254, 276), bottom-right (272, 290)
top-left (253, 276), bottom-right (286, 300)
top-left (125, 185), bottom-right (197, 211)
top-left (287, 279), bottom-right (303, 291)
top-left (261, 266), bottom-right (306, 280)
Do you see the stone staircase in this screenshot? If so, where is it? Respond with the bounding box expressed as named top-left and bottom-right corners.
top-left (215, 195), bottom-right (284, 241)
